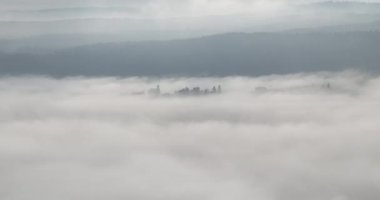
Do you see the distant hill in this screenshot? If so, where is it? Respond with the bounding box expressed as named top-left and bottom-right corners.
top-left (1, 32), bottom-right (380, 77)
top-left (310, 1), bottom-right (380, 10)
top-left (287, 20), bottom-right (380, 33)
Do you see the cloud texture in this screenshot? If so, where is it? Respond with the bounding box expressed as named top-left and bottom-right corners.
top-left (1, 71), bottom-right (380, 200)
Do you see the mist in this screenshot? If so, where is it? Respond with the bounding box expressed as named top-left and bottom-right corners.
top-left (1, 71), bottom-right (380, 200)
top-left (1, 0), bottom-right (380, 53)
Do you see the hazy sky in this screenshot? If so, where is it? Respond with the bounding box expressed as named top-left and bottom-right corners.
top-left (1, 0), bottom-right (380, 49)
top-left (1, 0), bottom-right (378, 19)
top-left (0, 0), bottom-right (292, 19)
top-left (0, 0), bottom-right (290, 40)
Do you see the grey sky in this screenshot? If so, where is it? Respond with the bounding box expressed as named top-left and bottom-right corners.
top-left (2, 0), bottom-right (378, 18)
top-left (0, 0), bottom-right (292, 19)
top-left (1, 0), bottom-right (380, 50)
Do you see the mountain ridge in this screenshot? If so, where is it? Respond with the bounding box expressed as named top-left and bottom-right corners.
top-left (1, 31), bottom-right (379, 77)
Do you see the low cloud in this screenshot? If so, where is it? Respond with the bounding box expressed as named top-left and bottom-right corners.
top-left (1, 71), bottom-right (380, 200)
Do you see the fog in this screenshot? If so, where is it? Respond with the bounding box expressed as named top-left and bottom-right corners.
top-left (1, 71), bottom-right (380, 200)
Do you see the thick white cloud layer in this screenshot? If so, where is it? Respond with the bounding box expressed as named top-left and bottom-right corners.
top-left (1, 71), bottom-right (380, 200)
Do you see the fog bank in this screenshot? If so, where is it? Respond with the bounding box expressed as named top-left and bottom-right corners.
top-left (1, 71), bottom-right (380, 200)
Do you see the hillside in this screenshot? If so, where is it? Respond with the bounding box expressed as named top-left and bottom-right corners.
top-left (1, 32), bottom-right (379, 76)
